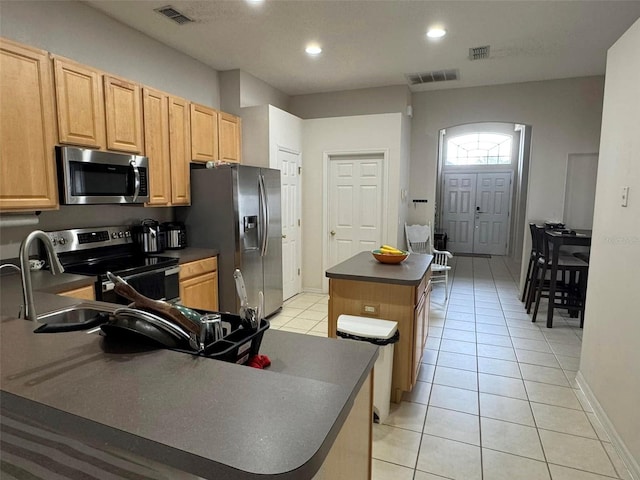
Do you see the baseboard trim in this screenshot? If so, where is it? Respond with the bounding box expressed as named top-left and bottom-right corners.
top-left (302, 288), bottom-right (326, 295)
top-left (576, 371), bottom-right (639, 480)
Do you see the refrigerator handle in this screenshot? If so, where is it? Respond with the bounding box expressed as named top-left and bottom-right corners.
top-left (258, 174), bottom-right (270, 256)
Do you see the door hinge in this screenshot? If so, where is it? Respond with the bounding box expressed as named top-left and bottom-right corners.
top-left (297, 268), bottom-right (301, 276)
top-left (298, 166), bottom-right (302, 175)
top-left (298, 219), bottom-right (301, 227)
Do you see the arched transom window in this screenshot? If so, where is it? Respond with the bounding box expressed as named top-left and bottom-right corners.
top-left (446, 133), bottom-right (512, 166)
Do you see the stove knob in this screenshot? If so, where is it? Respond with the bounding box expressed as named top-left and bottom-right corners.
top-left (112, 232), bottom-right (118, 239)
top-left (118, 231), bottom-right (124, 238)
top-left (125, 231), bottom-right (131, 238)
top-left (51, 238), bottom-right (58, 246)
top-left (58, 237), bottom-right (67, 245)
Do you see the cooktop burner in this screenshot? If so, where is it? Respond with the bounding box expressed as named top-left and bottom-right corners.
top-left (63, 255), bottom-right (178, 280)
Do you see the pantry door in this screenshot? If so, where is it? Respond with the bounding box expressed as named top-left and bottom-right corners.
top-left (279, 147), bottom-right (302, 301)
top-left (327, 156), bottom-right (384, 269)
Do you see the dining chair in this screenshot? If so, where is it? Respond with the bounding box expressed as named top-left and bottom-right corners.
top-left (521, 223), bottom-right (541, 304)
top-left (531, 230), bottom-right (589, 327)
top-left (404, 222), bottom-right (453, 300)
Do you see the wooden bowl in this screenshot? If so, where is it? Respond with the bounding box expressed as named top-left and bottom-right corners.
top-left (372, 249), bottom-right (409, 264)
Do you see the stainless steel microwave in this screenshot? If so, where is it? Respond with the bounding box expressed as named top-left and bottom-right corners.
top-left (56, 146), bottom-right (149, 205)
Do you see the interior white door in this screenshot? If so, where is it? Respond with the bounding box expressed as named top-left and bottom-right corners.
top-left (279, 148), bottom-right (301, 301)
top-left (328, 158), bottom-right (383, 268)
top-left (442, 173), bottom-right (476, 253)
top-left (474, 172), bottom-right (512, 255)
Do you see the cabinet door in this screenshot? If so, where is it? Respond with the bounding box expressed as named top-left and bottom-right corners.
top-left (0, 39), bottom-right (58, 211)
top-left (53, 56), bottom-right (105, 148)
top-left (143, 87), bottom-right (171, 206)
top-left (218, 112), bottom-right (241, 163)
top-left (168, 96), bottom-right (191, 205)
top-left (104, 75), bottom-right (144, 153)
top-left (180, 272), bottom-right (218, 311)
top-left (190, 103), bottom-right (218, 163)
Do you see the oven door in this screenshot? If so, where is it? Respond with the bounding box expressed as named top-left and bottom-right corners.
top-left (101, 266), bottom-right (180, 304)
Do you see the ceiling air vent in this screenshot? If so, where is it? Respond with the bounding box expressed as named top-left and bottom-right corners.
top-left (469, 45), bottom-right (490, 60)
top-left (154, 5), bottom-right (194, 25)
top-left (406, 69), bottom-right (459, 85)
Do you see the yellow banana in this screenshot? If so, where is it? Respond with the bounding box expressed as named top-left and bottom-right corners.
top-left (380, 245), bottom-right (404, 255)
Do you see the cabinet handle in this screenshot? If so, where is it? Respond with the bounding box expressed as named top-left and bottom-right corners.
top-left (330, 230), bottom-right (336, 236)
top-left (282, 234), bottom-right (287, 239)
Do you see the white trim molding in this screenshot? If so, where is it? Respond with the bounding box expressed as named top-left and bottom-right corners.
top-left (576, 371), bottom-right (639, 480)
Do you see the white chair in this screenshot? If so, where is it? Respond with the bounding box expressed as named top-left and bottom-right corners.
top-left (405, 222), bottom-right (453, 300)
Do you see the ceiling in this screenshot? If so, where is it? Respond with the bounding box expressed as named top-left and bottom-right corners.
top-left (85, 0), bottom-right (640, 96)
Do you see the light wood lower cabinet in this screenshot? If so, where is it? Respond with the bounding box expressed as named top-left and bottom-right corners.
top-left (58, 285), bottom-right (96, 301)
top-left (328, 268), bottom-right (431, 403)
top-left (0, 38), bottom-right (59, 212)
top-left (179, 257), bottom-right (218, 311)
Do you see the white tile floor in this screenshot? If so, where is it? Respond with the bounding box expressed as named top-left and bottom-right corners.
top-left (270, 256), bottom-right (632, 480)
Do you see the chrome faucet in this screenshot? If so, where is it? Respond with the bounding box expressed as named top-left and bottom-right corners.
top-left (18, 230), bottom-right (65, 321)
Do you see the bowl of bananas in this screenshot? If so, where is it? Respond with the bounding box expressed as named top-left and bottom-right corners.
top-left (372, 245), bottom-right (410, 264)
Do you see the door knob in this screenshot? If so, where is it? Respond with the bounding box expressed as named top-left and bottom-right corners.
top-left (330, 230), bottom-right (336, 236)
top-left (282, 234), bottom-right (287, 239)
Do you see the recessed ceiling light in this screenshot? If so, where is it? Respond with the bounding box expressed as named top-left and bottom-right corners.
top-left (427, 28), bottom-right (447, 39)
top-left (305, 45), bottom-right (322, 56)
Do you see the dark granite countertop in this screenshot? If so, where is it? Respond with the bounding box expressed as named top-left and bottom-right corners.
top-left (326, 251), bottom-right (433, 286)
top-left (0, 273), bottom-right (377, 479)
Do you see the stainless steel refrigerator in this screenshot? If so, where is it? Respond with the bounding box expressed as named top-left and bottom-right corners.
top-left (177, 165), bottom-right (283, 317)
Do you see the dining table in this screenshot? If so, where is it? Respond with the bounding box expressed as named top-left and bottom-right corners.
top-left (544, 229), bottom-right (592, 327)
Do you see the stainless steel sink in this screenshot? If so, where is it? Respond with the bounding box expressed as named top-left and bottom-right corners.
top-left (35, 305), bottom-right (114, 333)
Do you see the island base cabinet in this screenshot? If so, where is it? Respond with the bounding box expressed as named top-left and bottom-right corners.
top-left (329, 279), bottom-right (415, 404)
top-left (328, 268), bottom-right (431, 404)
top-left (312, 371), bottom-right (372, 480)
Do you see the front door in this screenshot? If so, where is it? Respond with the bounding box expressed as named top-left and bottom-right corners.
top-left (474, 172), bottom-right (512, 255)
top-left (328, 157), bottom-right (384, 268)
top-left (442, 172), bottom-right (512, 255)
top-left (278, 148), bottom-right (301, 301)
top-left (442, 173), bottom-right (476, 253)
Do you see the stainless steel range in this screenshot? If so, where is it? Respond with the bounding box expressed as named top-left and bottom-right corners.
top-left (45, 226), bottom-right (180, 304)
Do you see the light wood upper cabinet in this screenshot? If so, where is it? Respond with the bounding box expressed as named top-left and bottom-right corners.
top-left (104, 75), bottom-right (144, 153)
top-left (0, 38), bottom-right (58, 211)
top-left (168, 96), bottom-right (191, 205)
top-left (218, 112), bottom-right (242, 163)
top-left (190, 103), bottom-right (218, 163)
top-left (52, 56), bottom-right (105, 148)
top-left (143, 87), bottom-right (171, 206)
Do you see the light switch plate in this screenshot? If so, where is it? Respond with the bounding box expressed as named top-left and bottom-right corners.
top-left (622, 186), bottom-right (630, 207)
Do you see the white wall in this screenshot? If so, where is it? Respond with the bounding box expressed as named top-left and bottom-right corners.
top-left (579, 19), bottom-right (640, 477)
top-left (290, 85), bottom-right (411, 119)
top-left (0, 0), bottom-right (220, 108)
top-left (301, 113), bottom-right (405, 291)
top-left (409, 76), bottom-right (604, 283)
top-left (240, 105), bottom-right (302, 168)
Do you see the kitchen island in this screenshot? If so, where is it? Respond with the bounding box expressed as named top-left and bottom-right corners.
top-left (326, 251), bottom-right (433, 403)
top-left (0, 272), bottom-right (377, 480)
